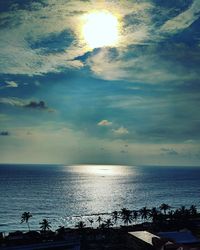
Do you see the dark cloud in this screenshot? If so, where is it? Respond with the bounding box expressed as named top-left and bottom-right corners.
top-left (0, 97), bottom-right (54, 112)
top-left (0, 131), bottom-right (10, 136)
top-left (24, 100), bottom-right (47, 109)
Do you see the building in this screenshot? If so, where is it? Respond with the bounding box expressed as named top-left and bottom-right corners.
top-left (158, 231), bottom-right (200, 250)
top-left (128, 231), bottom-right (162, 249)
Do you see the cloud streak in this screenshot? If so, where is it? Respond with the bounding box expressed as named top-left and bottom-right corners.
top-left (0, 97), bottom-right (53, 111)
top-left (0, 97), bottom-right (26, 107)
top-left (161, 0), bottom-right (200, 34)
top-left (87, 43), bottom-right (199, 84)
top-left (160, 148), bottom-right (179, 156)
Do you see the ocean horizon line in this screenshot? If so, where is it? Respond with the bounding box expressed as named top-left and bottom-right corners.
top-left (0, 163), bottom-right (200, 168)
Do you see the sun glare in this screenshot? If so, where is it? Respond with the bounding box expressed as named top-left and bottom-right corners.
top-left (82, 11), bottom-right (119, 49)
top-left (66, 165), bottom-right (133, 176)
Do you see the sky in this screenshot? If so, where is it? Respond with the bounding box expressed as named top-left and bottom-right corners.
top-left (0, 0), bottom-right (200, 166)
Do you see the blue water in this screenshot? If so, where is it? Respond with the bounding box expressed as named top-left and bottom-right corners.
top-left (0, 164), bottom-right (200, 232)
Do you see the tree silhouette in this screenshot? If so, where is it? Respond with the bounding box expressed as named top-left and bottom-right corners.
top-left (159, 203), bottom-right (171, 215)
top-left (189, 205), bottom-right (197, 217)
top-left (75, 221), bottom-right (86, 230)
top-left (56, 226), bottom-right (66, 236)
top-left (88, 219), bottom-right (94, 228)
top-left (120, 208), bottom-right (133, 226)
top-left (104, 218), bottom-right (113, 228)
top-left (150, 207), bottom-right (160, 223)
top-left (21, 212), bottom-right (32, 231)
top-left (139, 207), bottom-right (150, 221)
top-left (168, 210), bottom-right (174, 221)
top-left (96, 216), bottom-right (102, 227)
top-left (111, 211), bottom-right (118, 225)
top-left (132, 210), bottom-right (138, 224)
top-left (39, 219), bottom-right (51, 232)
top-left (99, 223), bottom-right (106, 230)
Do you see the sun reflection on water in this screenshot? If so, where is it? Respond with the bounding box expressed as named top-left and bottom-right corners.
top-left (57, 165), bottom-right (139, 228)
top-left (65, 164), bottom-right (135, 176)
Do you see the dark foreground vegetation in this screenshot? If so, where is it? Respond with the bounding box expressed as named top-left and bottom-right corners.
top-left (1, 204), bottom-right (200, 249)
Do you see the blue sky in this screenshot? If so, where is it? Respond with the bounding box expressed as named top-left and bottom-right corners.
top-left (0, 0), bottom-right (200, 165)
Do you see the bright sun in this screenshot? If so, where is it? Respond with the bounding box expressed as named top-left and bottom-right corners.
top-left (83, 11), bottom-right (119, 49)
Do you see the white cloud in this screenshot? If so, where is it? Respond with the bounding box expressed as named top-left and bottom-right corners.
top-left (87, 45), bottom-right (199, 84)
top-left (0, 0), bottom-right (199, 86)
top-left (0, 1), bottom-right (88, 75)
top-left (0, 30), bottom-right (83, 75)
top-left (0, 81), bottom-right (18, 89)
top-left (97, 120), bottom-right (112, 126)
top-left (5, 81), bottom-right (18, 88)
top-left (161, 0), bottom-right (200, 34)
top-left (113, 126), bottom-right (129, 135)
top-left (0, 0), bottom-right (153, 76)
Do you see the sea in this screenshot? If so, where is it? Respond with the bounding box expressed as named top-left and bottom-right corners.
top-left (0, 164), bottom-right (200, 233)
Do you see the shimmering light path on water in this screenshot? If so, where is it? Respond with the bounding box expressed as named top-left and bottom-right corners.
top-left (0, 164), bottom-right (200, 232)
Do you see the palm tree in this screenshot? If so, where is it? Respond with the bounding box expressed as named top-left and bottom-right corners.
top-left (111, 211), bottom-right (118, 225)
top-left (21, 212), bottom-right (32, 231)
top-left (189, 205), bottom-right (197, 217)
top-left (174, 208), bottom-right (181, 221)
top-left (139, 207), bottom-right (150, 222)
top-left (120, 208), bottom-right (133, 226)
top-left (75, 221), bottom-right (86, 230)
top-left (96, 216), bottom-right (102, 227)
top-left (99, 223), bottom-right (106, 230)
top-left (88, 219), bottom-right (94, 228)
top-left (132, 210), bottom-right (138, 224)
top-left (104, 219), bottom-right (113, 228)
top-left (39, 219), bottom-right (51, 232)
top-left (178, 206), bottom-right (187, 216)
top-left (179, 206), bottom-right (190, 218)
top-left (150, 207), bottom-right (157, 223)
top-left (173, 206), bottom-right (190, 224)
top-left (168, 210), bottom-right (175, 221)
top-left (159, 203), bottom-right (171, 215)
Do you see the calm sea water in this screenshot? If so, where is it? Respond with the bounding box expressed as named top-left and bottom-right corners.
top-left (0, 164), bottom-right (200, 233)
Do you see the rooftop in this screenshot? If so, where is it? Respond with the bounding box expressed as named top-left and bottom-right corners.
top-left (128, 231), bottom-right (160, 246)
